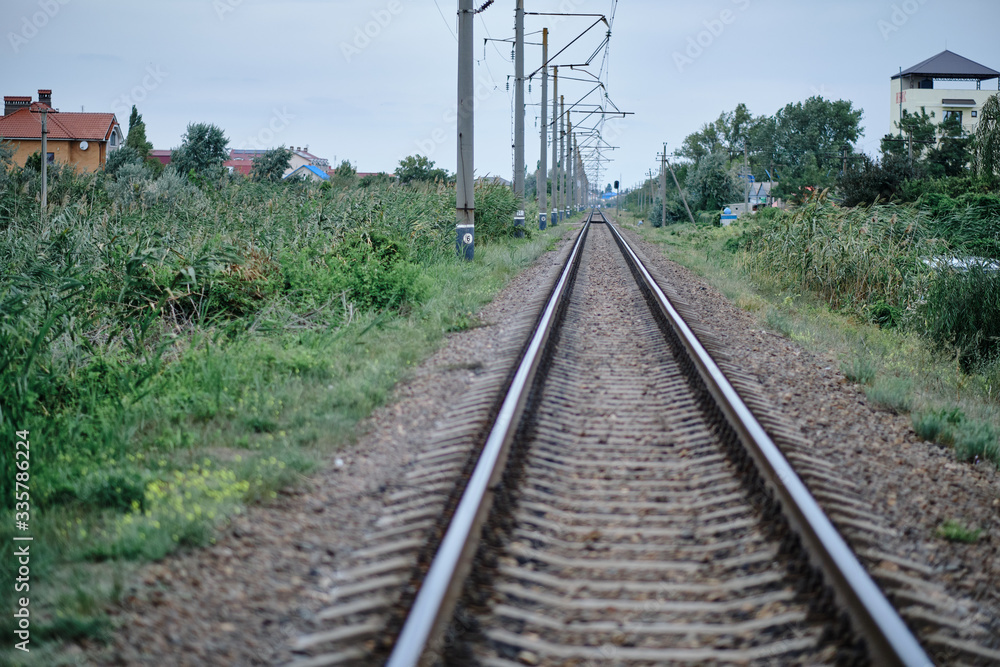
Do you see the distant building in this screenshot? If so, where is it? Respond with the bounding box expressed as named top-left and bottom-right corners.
top-left (283, 164), bottom-right (330, 182)
top-left (890, 50), bottom-right (1000, 135)
top-left (287, 146), bottom-right (329, 176)
top-left (226, 148), bottom-right (270, 177)
top-left (150, 145), bottom-right (336, 179)
top-left (0, 89), bottom-right (122, 172)
top-left (149, 149), bottom-right (172, 166)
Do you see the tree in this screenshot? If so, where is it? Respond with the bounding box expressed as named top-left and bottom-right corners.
top-left (396, 154), bottom-right (448, 184)
top-left (250, 146), bottom-right (292, 183)
top-left (125, 105), bottom-right (153, 160)
top-left (104, 146), bottom-right (144, 178)
top-left (838, 152), bottom-right (917, 206)
top-left (685, 150), bottom-right (739, 211)
top-left (974, 93), bottom-right (1000, 182)
top-left (881, 107), bottom-right (936, 162)
top-left (772, 96), bottom-right (863, 176)
top-left (926, 114), bottom-right (972, 178)
top-left (718, 103), bottom-right (753, 161)
top-left (678, 121), bottom-right (722, 163)
top-left (171, 123), bottom-right (229, 176)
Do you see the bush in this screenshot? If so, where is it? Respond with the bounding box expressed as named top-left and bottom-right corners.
top-left (335, 230), bottom-right (429, 311)
top-left (103, 146), bottom-right (144, 178)
top-left (920, 263), bottom-right (1000, 370)
top-left (740, 196), bottom-right (941, 315)
top-left (837, 153), bottom-right (917, 206)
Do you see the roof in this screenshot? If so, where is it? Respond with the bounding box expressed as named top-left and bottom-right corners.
top-left (0, 104), bottom-right (118, 141)
top-left (229, 148), bottom-right (270, 160)
top-left (892, 50), bottom-right (1000, 80)
top-left (284, 164), bottom-right (329, 181)
top-left (150, 149), bottom-right (172, 165)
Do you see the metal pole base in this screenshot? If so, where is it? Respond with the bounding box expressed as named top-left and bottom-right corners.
top-left (456, 225), bottom-right (474, 261)
top-left (539, 213), bottom-right (547, 230)
top-left (514, 210), bottom-right (525, 238)
top-left (552, 208), bottom-right (558, 226)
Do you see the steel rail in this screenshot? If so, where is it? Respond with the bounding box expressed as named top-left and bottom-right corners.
top-left (603, 215), bottom-right (932, 667)
top-left (386, 212), bottom-right (595, 667)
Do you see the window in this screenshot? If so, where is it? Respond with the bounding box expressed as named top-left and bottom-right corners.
top-left (46, 152), bottom-right (54, 164)
top-left (943, 110), bottom-right (963, 124)
top-left (972, 110), bottom-right (978, 118)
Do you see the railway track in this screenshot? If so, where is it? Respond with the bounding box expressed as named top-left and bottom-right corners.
top-left (290, 211), bottom-right (995, 666)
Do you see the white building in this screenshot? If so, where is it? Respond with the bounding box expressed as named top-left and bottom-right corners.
top-left (890, 50), bottom-right (999, 136)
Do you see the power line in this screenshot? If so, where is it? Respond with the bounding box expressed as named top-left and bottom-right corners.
top-left (434, 0), bottom-right (457, 41)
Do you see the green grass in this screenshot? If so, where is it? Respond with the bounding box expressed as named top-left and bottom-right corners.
top-left (842, 355), bottom-right (877, 385)
top-left (0, 164), bottom-right (569, 661)
top-left (865, 376), bottom-right (913, 414)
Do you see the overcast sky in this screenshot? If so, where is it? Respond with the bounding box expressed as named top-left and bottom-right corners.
top-left (2, 0), bottom-right (998, 189)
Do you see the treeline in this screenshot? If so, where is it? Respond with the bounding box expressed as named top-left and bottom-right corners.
top-left (624, 92), bottom-right (1000, 224)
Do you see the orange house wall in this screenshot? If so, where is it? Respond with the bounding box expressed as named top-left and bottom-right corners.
top-left (7, 138), bottom-right (106, 172)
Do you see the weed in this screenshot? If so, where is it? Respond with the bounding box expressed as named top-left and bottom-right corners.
top-left (936, 519), bottom-right (983, 543)
top-left (765, 309), bottom-right (795, 338)
top-left (865, 376), bottom-right (913, 413)
top-left (842, 356), bottom-right (877, 385)
top-left (912, 408), bottom-right (999, 465)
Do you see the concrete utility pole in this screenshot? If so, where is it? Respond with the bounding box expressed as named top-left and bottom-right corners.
top-left (566, 118), bottom-right (573, 218)
top-left (551, 66), bottom-right (559, 226)
top-left (40, 108), bottom-right (48, 223)
top-left (559, 94), bottom-right (565, 222)
top-left (456, 0), bottom-right (475, 260)
top-left (513, 0), bottom-right (525, 237)
top-left (538, 28), bottom-right (548, 230)
top-left (661, 144), bottom-right (668, 228)
top-left (573, 140), bottom-right (583, 213)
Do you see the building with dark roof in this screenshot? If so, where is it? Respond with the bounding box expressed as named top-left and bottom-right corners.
top-left (890, 50), bottom-right (1000, 135)
top-left (0, 89), bottom-right (123, 172)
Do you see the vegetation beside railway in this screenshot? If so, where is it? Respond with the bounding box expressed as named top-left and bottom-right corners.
top-left (619, 92), bottom-right (1000, 476)
top-left (622, 204), bottom-right (1000, 474)
top-left (0, 132), bottom-right (568, 657)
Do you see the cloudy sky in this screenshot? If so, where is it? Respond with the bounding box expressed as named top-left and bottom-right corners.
top-left (2, 0), bottom-right (998, 189)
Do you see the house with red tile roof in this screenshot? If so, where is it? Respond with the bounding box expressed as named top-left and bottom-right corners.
top-left (0, 90), bottom-right (123, 172)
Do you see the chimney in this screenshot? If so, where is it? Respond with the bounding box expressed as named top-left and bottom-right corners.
top-left (3, 96), bottom-right (31, 116)
top-left (37, 89), bottom-right (52, 107)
